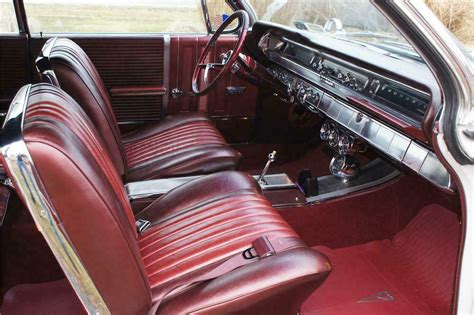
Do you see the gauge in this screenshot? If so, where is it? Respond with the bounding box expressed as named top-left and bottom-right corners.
top-left (337, 133), bottom-right (353, 155)
top-left (320, 122), bottom-right (332, 141)
top-left (328, 128), bottom-right (339, 147)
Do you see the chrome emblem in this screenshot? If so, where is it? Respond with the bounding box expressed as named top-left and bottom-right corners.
top-left (357, 290), bottom-right (395, 303)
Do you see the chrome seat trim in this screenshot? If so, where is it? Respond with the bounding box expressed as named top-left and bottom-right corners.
top-left (0, 84), bottom-right (110, 314)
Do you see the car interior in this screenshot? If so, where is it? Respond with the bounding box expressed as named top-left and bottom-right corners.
top-left (0, 1), bottom-right (464, 314)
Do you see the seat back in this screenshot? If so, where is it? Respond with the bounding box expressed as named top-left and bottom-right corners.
top-left (22, 84), bottom-right (151, 314)
top-left (36, 38), bottom-right (127, 176)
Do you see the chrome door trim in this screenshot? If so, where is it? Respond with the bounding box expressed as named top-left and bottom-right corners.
top-left (1, 85), bottom-right (110, 314)
top-left (162, 34), bottom-right (171, 117)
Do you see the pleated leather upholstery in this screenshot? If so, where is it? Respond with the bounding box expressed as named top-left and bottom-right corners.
top-left (5, 84), bottom-right (331, 314)
top-left (136, 171), bottom-right (298, 290)
top-left (40, 38), bottom-right (241, 181)
top-left (23, 84), bottom-right (151, 314)
top-left (122, 113), bottom-right (241, 181)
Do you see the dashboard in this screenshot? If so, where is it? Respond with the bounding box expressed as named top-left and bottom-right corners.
top-left (246, 22), bottom-right (452, 192)
top-left (281, 39), bottom-right (430, 123)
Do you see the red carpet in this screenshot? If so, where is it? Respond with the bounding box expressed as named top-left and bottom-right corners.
top-left (302, 204), bottom-right (460, 315)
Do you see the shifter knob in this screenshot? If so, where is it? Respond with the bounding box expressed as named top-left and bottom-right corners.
top-left (258, 151), bottom-right (277, 185)
top-left (268, 150), bottom-right (277, 162)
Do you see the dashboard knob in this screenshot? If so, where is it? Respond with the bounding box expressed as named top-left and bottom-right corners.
top-left (286, 82), bottom-right (293, 95)
top-left (297, 87), bottom-right (308, 104)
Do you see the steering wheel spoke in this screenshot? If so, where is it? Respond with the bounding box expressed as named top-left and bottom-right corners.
top-left (192, 11), bottom-right (249, 95)
top-left (197, 63), bottom-right (226, 68)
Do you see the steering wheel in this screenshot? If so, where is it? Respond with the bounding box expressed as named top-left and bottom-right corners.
top-left (192, 10), bottom-right (249, 95)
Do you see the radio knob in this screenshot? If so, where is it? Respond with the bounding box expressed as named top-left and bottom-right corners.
top-left (286, 82), bottom-right (293, 95)
top-left (296, 86), bottom-right (308, 104)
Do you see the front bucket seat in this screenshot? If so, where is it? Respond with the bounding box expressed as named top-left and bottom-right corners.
top-left (1, 84), bottom-right (331, 314)
top-left (35, 38), bottom-right (241, 181)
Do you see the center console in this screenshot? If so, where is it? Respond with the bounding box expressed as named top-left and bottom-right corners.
top-left (126, 148), bottom-right (401, 211)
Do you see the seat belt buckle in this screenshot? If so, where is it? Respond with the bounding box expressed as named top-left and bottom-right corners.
top-left (253, 236), bottom-right (275, 258)
top-left (136, 219), bottom-right (151, 234)
top-left (242, 236), bottom-right (275, 260)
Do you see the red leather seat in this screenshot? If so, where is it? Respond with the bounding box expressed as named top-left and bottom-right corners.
top-left (2, 84), bottom-right (331, 314)
top-left (35, 38), bottom-right (241, 181)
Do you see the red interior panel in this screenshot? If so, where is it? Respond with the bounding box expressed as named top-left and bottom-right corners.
top-left (0, 36), bottom-right (29, 114)
top-left (168, 35), bottom-right (258, 118)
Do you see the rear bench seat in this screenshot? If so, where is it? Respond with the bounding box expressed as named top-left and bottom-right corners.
top-left (1, 84), bottom-right (331, 314)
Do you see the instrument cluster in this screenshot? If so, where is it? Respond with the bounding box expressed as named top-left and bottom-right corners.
top-left (320, 121), bottom-right (358, 155)
top-left (269, 66), bottom-right (323, 113)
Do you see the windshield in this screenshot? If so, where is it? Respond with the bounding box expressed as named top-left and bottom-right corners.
top-left (247, 0), bottom-right (422, 61)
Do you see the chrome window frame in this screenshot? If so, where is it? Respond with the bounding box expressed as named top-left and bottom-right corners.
top-left (0, 84), bottom-right (110, 314)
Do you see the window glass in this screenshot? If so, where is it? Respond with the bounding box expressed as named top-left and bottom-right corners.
top-left (425, 0), bottom-right (474, 53)
top-left (24, 0), bottom-right (208, 34)
top-left (0, 0), bottom-right (19, 33)
top-left (248, 0), bottom-right (423, 62)
top-left (206, 0), bottom-right (238, 32)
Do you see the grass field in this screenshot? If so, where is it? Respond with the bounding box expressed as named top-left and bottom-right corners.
top-left (1, 0), bottom-right (473, 51)
top-left (24, 3), bottom-right (207, 33)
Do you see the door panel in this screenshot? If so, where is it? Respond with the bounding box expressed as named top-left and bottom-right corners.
top-left (169, 35), bottom-right (258, 143)
top-left (26, 34), bottom-right (257, 141)
top-left (169, 35), bottom-right (258, 117)
top-left (29, 36), bottom-right (168, 131)
top-left (0, 36), bottom-right (29, 118)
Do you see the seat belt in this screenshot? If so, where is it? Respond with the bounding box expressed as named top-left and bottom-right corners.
top-left (147, 236), bottom-right (304, 315)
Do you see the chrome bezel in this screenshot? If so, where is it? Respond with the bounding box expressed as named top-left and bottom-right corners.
top-left (0, 85), bottom-right (110, 314)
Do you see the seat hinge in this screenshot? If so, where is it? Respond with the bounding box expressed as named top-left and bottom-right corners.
top-left (1, 177), bottom-right (14, 189)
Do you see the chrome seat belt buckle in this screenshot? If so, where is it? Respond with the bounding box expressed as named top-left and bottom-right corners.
top-left (136, 219), bottom-right (151, 234)
top-left (252, 236), bottom-right (275, 259)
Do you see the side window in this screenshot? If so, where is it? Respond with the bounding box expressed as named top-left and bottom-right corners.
top-left (23, 0), bottom-right (209, 34)
top-left (206, 0), bottom-right (238, 32)
top-left (0, 0), bottom-right (19, 33)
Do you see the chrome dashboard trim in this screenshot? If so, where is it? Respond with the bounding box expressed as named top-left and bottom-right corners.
top-left (268, 61), bottom-right (454, 192)
top-left (0, 85), bottom-right (110, 314)
top-left (279, 36), bottom-right (431, 97)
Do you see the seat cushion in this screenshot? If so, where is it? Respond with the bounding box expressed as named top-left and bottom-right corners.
top-left (40, 38), bottom-right (241, 181)
top-left (135, 171), bottom-right (332, 313)
top-left (301, 204), bottom-right (460, 315)
top-left (122, 113), bottom-right (242, 181)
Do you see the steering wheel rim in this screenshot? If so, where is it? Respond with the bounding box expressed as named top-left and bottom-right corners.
top-left (192, 10), bottom-right (249, 95)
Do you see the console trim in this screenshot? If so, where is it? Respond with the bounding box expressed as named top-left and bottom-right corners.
top-left (126, 173), bottom-right (296, 200)
top-left (306, 158), bottom-right (401, 203)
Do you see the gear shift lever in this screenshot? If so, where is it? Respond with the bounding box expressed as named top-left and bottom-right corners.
top-left (258, 150), bottom-right (277, 185)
